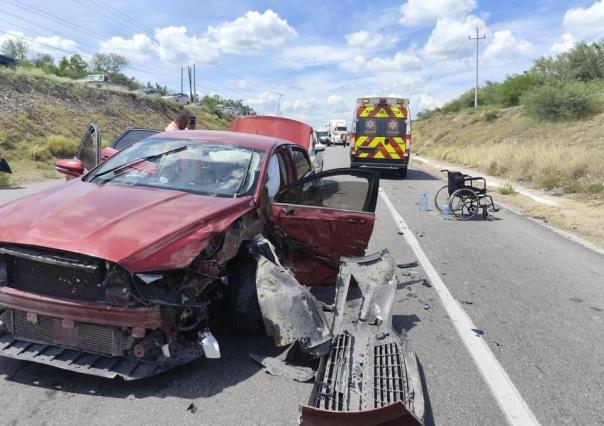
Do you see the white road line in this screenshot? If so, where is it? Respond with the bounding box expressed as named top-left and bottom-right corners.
top-left (379, 188), bottom-right (540, 426)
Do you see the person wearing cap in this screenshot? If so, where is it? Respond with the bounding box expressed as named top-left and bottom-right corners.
top-left (165, 111), bottom-right (191, 131)
top-left (186, 115), bottom-right (196, 130)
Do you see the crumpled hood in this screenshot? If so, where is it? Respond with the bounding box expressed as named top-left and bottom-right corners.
top-left (0, 179), bottom-right (255, 271)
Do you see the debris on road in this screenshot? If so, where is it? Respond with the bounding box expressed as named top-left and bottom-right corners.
top-left (422, 279), bottom-right (432, 288)
top-left (187, 403), bottom-right (198, 414)
top-left (460, 300), bottom-right (474, 305)
top-left (249, 352), bottom-right (315, 382)
top-left (423, 303), bottom-right (432, 310)
top-left (471, 328), bottom-right (484, 336)
top-left (397, 261), bottom-right (419, 269)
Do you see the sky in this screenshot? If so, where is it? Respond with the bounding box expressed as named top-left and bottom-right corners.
top-left (1, 0), bottom-right (603, 127)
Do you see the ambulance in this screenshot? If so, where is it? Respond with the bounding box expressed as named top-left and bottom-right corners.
top-left (350, 97), bottom-right (411, 177)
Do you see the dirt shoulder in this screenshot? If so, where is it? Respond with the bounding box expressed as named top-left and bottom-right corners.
top-left (412, 156), bottom-right (604, 253)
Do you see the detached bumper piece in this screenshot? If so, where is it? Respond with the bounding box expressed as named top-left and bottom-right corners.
top-left (0, 331), bottom-right (168, 380)
top-left (300, 250), bottom-right (424, 426)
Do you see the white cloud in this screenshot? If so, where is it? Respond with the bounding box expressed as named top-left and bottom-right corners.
top-left (246, 91), bottom-right (278, 105)
top-left (484, 30), bottom-right (533, 61)
top-left (340, 51), bottom-right (421, 73)
top-left (551, 33), bottom-right (576, 55)
top-left (99, 33), bottom-right (154, 62)
top-left (153, 26), bottom-right (219, 65)
top-left (207, 10), bottom-right (297, 54)
top-left (563, 0), bottom-right (604, 41)
top-left (424, 15), bottom-right (487, 59)
top-left (0, 31), bottom-right (79, 57)
top-left (327, 94), bottom-right (343, 105)
top-left (412, 94), bottom-right (442, 112)
top-left (400, 0), bottom-right (476, 26)
top-left (282, 98), bottom-right (318, 111)
top-left (345, 30), bottom-right (396, 49)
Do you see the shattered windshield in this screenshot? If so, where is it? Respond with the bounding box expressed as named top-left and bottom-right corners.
top-left (86, 138), bottom-right (265, 197)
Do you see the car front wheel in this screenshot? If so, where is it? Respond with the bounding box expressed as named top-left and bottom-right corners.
top-left (228, 256), bottom-right (265, 336)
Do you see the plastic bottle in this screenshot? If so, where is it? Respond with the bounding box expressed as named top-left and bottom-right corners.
top-left (442, 202), bottom-right (451, 220)
top-left (419, 192), bottom-right (428, 213)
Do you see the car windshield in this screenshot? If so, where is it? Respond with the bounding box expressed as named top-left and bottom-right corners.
top-left (336, 126), bottom-right (347, 131)
top-left (86, 138), bottom-right (265, 197)
top-left (316, 131), bottom-right (327, 137)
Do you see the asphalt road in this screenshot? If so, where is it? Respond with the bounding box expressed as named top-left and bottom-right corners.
top-left (0, 149), bottom-right (603, 425)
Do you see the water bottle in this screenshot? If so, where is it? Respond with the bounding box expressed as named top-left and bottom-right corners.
top-left (419, 192), bottom-right (428, 213)
top-left (442, 202), bottom-right (451, 220)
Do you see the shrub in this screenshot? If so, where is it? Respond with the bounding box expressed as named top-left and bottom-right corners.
top-left (498, 182), bottom-right (516, 195)
top-left (27, 144), bottom-right (52, 161)
top-left (46, 135), bottom-right (78, 157)
top-left (521, 82), bottom-right (597, 121)
top-left (483, 110), bottom-right (498, 122)
top-left (0, 173), bottom-right (10, 189)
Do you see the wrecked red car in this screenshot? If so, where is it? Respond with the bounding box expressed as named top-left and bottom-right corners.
top-left (0, 129), bottom-right (424, 424)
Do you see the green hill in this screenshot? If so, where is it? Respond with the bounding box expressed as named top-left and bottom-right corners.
top-left (0, 67), bottom-right (230, 186)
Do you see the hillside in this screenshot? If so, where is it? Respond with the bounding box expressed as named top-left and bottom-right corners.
top-left (413, 107), bottom-right (604, 196)
top-left (0, 68), bottom-right (230, 185)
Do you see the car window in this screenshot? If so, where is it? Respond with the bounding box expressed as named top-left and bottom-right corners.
top-left (275, 173), bottom-right (373, 212)
top-left (77, 126), bottom-right (99, 171)
top-left (291, 147), bottom-right (312, 179)
top-left (88, 138), bottom-right (265, 197)
top-left (113, 129), bottom-right (160, 150)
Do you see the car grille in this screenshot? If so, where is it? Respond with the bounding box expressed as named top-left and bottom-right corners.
top-left (373, 342), bottom-right (408, 408)
top-left (1, 309), bottom-right (132, 357)
top-left (313, 332), bottom-right (353, 411)
top-left (1, 245), bottom-right (106, 302)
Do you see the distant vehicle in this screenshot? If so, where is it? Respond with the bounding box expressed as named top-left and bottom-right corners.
top-left (230, 115), bottom-right (326, 172)
top-left (82, 74), bottom-right (109, 83)
top-left (326, 119), bottom-right (348, 145)
top-left (135, 88), bottom-right (160, 96)
top-left (350, 97), bottom-right (411, 178)
top-left (162, 93), bottom-right (190, 105)
top-left (0, 55), bottom-right (16, 68)
top-left (315, 128), bottom-right (329, 144)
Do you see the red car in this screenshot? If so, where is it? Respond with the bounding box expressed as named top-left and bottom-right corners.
top-left (0, 128), bottom-right (424, 425)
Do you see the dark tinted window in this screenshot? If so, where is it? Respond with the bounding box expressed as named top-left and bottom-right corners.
top-left (356, 118), bottom-right (406, 137)
top-left (275, 173), bottom-right (371, 211)
top-left (291, 148), bottom-right (311, 179)
top-left (113, 129), bottom-right (160, 150)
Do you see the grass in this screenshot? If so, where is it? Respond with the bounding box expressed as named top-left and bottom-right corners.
top-left (414, 107), bottom-right (604, 196)
top-left (0, 173), bottom-right (10, 189)
top-left (0, 68), bottom-right (230, 185)
top-left (498, 182), bottom-right (517, 195)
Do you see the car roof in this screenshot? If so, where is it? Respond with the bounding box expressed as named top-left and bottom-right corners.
top-left (146, 129), bottom-right (285, 151)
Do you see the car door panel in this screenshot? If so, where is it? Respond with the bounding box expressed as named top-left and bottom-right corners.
top-left (271, 168), bottom-right (379, 285)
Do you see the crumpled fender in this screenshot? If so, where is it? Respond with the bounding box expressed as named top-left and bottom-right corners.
top-left (250, 236), bottom-right (331, 357)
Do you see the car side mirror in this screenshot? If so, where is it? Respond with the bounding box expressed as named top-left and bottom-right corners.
top-left (55, 158), bottom-right (84, 178)
top-left (315, 143), bottom-right (326, 153)
top-left (101, 147), bottom-right (118, 161)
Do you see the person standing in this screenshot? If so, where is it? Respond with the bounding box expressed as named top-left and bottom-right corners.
top-left (165, 111), bottom-right (191, 131)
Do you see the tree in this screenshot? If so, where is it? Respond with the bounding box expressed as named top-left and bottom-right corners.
top-left (91, 53), bottom-right (129, 74)
top-left (68, 54), bottom-right (88, 77)
top-left (1, 38), bottom-right (28, 60)
top-left (32, 53), bottom-right (58, 74)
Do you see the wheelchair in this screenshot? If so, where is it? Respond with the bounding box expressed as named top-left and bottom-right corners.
top-left (434, 169), bottom-right (499, 220)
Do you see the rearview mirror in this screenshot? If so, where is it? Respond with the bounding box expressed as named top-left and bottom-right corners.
top-left (315, 143), bottom-right (326, 153)
top-left (55, 158), bottom-right (84, 178)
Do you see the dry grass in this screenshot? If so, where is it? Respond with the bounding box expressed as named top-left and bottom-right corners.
top-left (414, 107), bottom-right (604, 195)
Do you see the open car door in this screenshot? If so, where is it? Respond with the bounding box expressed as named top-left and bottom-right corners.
top-left (271, 168), bottom-right (379, 285)
top-left (76, 123), bottom-right (101, 171)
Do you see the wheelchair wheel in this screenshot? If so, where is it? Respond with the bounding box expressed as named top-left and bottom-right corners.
top-left (434, 185), bottom-right (449, 213)
top-left (449, 188), bottom-right (479, 220)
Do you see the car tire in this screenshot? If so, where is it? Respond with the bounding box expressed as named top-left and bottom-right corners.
top-left (398, 167), bottom-right (408, 178)
top-left (228, 256), bottom-right (265, 336)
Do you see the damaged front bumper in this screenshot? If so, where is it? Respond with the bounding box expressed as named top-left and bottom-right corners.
top-left (252, 238), bottom-right (424, 425)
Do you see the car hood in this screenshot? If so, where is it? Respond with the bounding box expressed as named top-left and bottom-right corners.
top-left (0, 179), bottom-right (255, 271)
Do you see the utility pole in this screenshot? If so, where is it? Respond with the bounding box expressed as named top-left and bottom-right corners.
top-left (193, 63), bottom-right (196, 104)
top-left (275, 93), bottom-right (283, 116)
top-left (468, 26), bottom-right (486, 108)
top-left (180, 67), bottom-right (183, 93)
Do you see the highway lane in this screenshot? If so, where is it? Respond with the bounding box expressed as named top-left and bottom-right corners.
top-left (0, 148), bottom-right (601, 425)
top-left (325, 146), bottom-right (604, 425)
